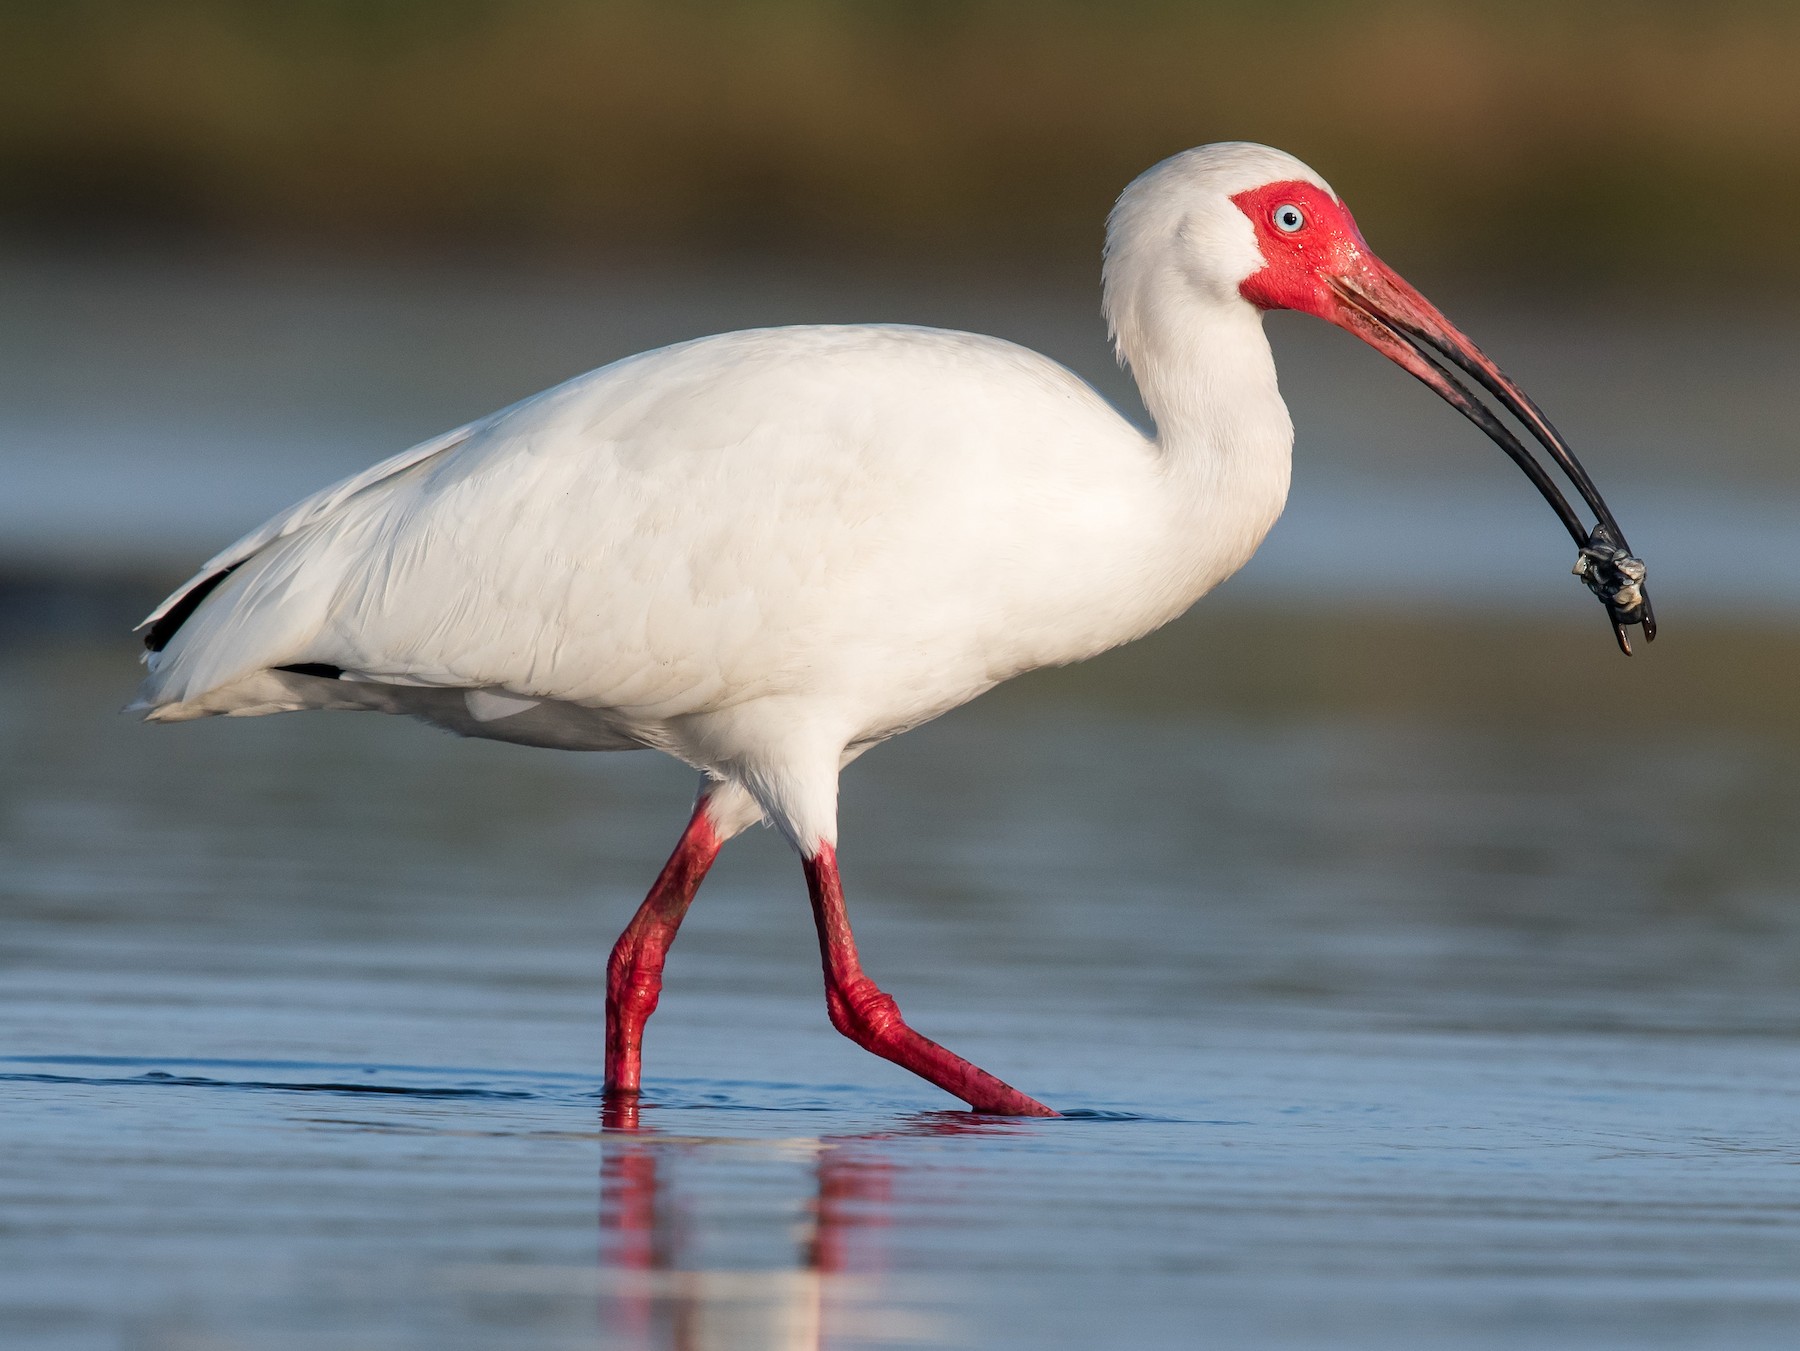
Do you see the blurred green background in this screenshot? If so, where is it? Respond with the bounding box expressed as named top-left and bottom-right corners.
top-left (1, 0), bottom-right (1793, 286)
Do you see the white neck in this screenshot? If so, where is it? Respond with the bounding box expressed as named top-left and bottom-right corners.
top-left (1094, 142), bottom-right (1331, 599)
top-left (1112, 279), bottom-right (1296, 601)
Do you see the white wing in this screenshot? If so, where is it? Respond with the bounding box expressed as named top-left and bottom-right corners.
top-left (133, 325), bottom-right (1161, 742)
top-left (137, 419), bottom-right (483, 644)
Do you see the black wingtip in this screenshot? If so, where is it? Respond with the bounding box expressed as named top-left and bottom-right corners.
top-left (143, 563), bottom-right (241, 652)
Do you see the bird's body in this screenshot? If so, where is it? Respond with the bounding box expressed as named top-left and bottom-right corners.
top-left (139, 320), bottom-right (1290, 847)
top-left (133, 144), bottom-right (1647, 1116)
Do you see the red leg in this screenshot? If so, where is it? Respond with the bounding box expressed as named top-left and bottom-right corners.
top-left (803, 844), bottom-right (1057, 1117)
top-left (604, 797), bottom-right (724, 1096)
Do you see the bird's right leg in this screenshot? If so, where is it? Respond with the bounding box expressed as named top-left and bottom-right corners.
top-left (603, 791), bottom-right (727, 1097)
top-left (803, 843), bottom-right (1057, 1117)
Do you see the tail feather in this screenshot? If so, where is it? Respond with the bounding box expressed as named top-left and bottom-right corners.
top-left (132, 420), bottom-right (477, 721)
top-left (133, 524), bottom-right (356, 719)
top-left (135, 420), bottom-right (477, 646)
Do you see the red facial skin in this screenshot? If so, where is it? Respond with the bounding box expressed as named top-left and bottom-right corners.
top-left (1233, 177), bottom-right (1470, 391)
top-left (1230, 180), bottom-right (1571, 463)
top-left (1233, 180), bottom-right (1371, 317)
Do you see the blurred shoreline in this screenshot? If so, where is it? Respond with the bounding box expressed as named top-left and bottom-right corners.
top-left (3, 2), bottom-right (1798, 290)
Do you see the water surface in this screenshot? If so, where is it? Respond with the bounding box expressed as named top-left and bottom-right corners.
top-left (6, 621), bottom-right (1800, 1349)
top-left (3, 254), bottom-right (1799, 1349)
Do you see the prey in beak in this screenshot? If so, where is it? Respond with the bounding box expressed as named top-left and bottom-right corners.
top-left (1233, 181), bottom-right (1655, 654)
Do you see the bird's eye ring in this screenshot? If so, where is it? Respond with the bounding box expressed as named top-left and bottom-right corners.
top-left (1273, 204), bottom-right (1306, 233)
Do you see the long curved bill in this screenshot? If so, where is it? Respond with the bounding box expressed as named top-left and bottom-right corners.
top-left (1323, 257), bottom-right (1655, 655)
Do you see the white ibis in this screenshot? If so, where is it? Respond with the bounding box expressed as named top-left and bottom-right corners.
top-left (132, 143), bottom-right (1651, 1117)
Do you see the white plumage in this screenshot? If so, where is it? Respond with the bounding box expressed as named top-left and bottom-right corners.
top-left (136, 144), bottom-right (1314, 854)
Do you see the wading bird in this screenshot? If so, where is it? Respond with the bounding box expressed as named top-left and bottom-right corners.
top-left (133, 144), bottom-right (1652, 1117)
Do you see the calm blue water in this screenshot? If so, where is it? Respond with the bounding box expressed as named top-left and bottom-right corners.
top-left (3, 255), bottom-right (1799, 1349)
top-left (6, 624), bottom-right (1800, 1349)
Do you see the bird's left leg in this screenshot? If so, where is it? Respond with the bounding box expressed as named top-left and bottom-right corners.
top-left (803, 843), bottom-right (1057, 1117)
top-left (604, 786), bottom-right (733, 1097)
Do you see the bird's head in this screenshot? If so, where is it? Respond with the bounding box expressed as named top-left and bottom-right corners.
top-left (1105, 142), bottom-right (1653, 653)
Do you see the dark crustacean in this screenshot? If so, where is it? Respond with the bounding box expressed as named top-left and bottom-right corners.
top-left (1573, 523), bottom-right (1656, 655)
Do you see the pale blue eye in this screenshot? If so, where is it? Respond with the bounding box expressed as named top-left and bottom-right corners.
top-left (1273, 204), bottom-right (1305, 233)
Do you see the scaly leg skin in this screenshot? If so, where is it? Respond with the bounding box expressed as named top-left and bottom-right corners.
top-left (803, 843), bottom-right (1058, 1117)
top-left (603, 798), bottom-right (724, 1097)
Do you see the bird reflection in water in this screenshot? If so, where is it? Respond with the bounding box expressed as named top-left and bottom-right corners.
top-left (599, 1098), bottom-right (1019, 1349)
